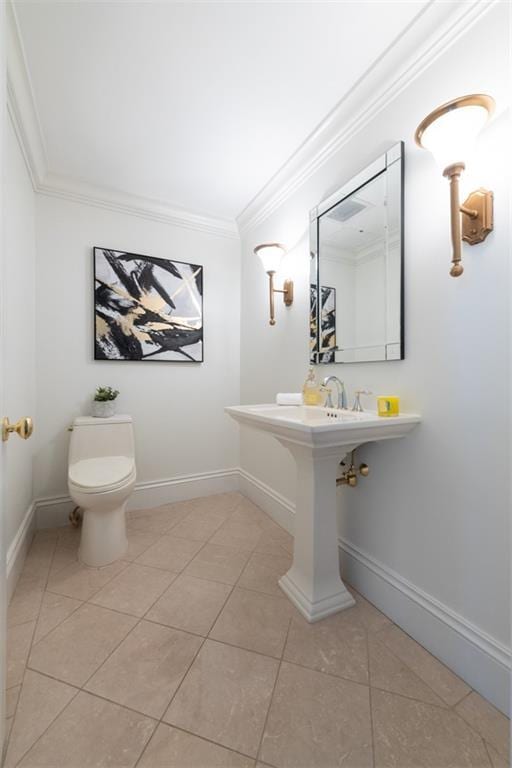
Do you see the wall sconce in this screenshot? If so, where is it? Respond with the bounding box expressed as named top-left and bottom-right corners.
top-left (254, 243), bottom-right (294, 325)
top-left (415, 94), bottom-right (494, 277)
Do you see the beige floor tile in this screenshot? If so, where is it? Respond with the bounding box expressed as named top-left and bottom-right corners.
top-left (18, 690), bottom-right (156, 768)
top-left (90, 563), bottom-right (176, 617)
top-left (7, 621), bottom-right (35, 688)
top-left (29, 603), bottom-right (137, 686)
top-left (485, 741), bottom-right (509, 768)
top-left (210, 519), bottom-right (263, 551)
top-left (146, 574), bottom-right (231, 635)
top-left (170, 506), bottom-right (233, 541)
top-left (6, 685), bottom-right (20, 718)
top-left (368, 634), bottom-right (446, 707)
top-left (48, 543), bottom-right (79, 576)
top-left (229, 502), bottom-right (272, 529)
top-left (164, 639), bottom-right (279, 758)
top-left (183, 492), bottom-right (243, 516)
top-left (135, 534), bottom-right (204, 572)
top-left (18, 536), bottom-right (56, 587)
top-left (4, 670), bottom-right (77, 768)
top-left (56, 525), bottom-right (82, 549)
top-left (372, 688), bottom-right (491, 767)
top-left (86, 620), bottom-right (202, 718)
top-left (237, 552), bottom-right (292, 598)
top-left (254, 532), bottom-right (292, 558)
top-left (184, 543), bottom-right (251, 585)
top-left (123, 530), bottom-right (161, 561)
top-left (33, 591), bottom-right (83, 644)
top-left (127, 504), bottom-right (190, 534)
top-left (346, 588), bottom-right (393, 634)
top-left (138, 724), bottom-right (255, 768)
top-left (260, 661), bottom-right (372, 768)
top-left (283, 609), bottom-right (368, 684)
top-left (5, 717), bottom-right (13, 744)
top-left (7, 580), bottom-right (44, 628)
top-left (377, 625), bottom-right (471, 706)
top-left (455, 692), bottom-right (510, 762)
top-left (210, 588), bottom-right (293, 658)
top-left (46, 557), bottom-right (128, 601)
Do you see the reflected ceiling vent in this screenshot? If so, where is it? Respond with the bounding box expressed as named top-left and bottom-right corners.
top-left (327, 198), bottom-right (368, 223)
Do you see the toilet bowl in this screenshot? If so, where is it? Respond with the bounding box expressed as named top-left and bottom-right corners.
top-left (68, 415), bottom-right (136, 567)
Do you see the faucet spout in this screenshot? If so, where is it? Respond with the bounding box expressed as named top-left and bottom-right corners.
top-left (322, 376), bottom-right (347, 410)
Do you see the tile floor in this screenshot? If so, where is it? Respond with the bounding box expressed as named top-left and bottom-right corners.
top-left (4, 492), bottom-right (510, 768)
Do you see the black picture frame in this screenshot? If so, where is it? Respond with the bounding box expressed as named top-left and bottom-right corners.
top-left (94, 247), bottom-right (204, 363)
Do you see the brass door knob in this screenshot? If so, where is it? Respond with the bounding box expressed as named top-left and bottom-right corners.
top-left (2, 416), bottom-right (34, 442)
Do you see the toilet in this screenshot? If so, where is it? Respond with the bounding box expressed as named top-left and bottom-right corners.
top-left (68, 415), bottom-right (136, 567)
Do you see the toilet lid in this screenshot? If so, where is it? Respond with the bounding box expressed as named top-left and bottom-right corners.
top-left (69, 456), bottom-right (135, 491)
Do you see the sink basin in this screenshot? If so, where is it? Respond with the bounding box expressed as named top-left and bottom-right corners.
top-left (226, 403), bottom-right (421, 622)
top-left (226, 404), bottom-right (420, 445)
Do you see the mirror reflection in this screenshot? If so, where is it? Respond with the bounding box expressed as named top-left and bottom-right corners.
top-left (310, 142), bottom-right (404, 364)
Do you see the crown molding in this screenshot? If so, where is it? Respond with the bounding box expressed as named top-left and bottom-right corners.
top-left (6, 1), bottom-right (47, 188)
top-left (6, 2), bottom-right (239, 241)
top-left (236, 0), bottom-right (498, 234)
top-left (37, 174), bottom-right (240, 239)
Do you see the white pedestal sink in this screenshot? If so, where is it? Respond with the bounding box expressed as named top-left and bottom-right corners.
top-left (226, 404), bottom-right (420, 622)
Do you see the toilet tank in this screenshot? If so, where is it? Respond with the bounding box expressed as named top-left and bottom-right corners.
top-left (69, 415), bottom-right (135, 464)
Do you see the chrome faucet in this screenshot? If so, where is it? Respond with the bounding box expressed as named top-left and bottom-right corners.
top-left (322, 376), bottom-right (347, 410)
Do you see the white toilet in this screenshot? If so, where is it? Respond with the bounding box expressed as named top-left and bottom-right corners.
top-left (68, 415), bottom-right (136, 567)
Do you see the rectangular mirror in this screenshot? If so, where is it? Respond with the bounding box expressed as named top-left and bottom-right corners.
top-left (310, 141), bottom-right (404, 364)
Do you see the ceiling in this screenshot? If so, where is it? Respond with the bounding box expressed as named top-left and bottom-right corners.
top-left (14, 1), bottom-right (429, 223)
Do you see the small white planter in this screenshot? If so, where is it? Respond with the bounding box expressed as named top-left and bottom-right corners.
top-left (91, 400), bottom-right (117, 418)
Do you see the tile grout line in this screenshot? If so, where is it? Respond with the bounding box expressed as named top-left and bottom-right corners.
top-left (373, 622), bottom-right (475, 707)
top-left (254, 614), bottom-right (293, 765)
top-left (133, 577), bottom-right (240, 767)
top-left (5, 532), bottom-right (58, 741)
top-left (6, 534), bottom-right (88, 768)
top-left (365, 627), bottom-right (377, 768)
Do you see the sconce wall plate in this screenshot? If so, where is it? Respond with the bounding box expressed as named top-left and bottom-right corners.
top-left (461, 187), bottom-right (493, 245)
top-left (415, 93), bottom-right (495, 277)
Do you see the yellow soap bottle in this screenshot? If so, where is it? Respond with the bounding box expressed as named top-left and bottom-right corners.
top-left (302, 367), bottom-right (322, 406)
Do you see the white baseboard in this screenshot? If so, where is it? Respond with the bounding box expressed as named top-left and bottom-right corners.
top-left (34, 468), bottom-right (240, 529)
top-left (239, 467), bottom-right (511, 716)
top-left (238, 469), bottom-right (294, 535)
top-left (6, 502), bottom-right (36, 601)
top-left (339, 538), bottom-right (510, 716)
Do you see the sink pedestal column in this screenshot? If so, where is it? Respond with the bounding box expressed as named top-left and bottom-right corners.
top-left (278, 441), bottom-right (356, 622)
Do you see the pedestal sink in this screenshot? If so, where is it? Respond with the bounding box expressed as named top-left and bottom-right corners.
top-left (226, 404), bottom-right (421, 622)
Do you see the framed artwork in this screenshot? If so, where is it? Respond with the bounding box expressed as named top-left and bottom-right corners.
top-left (310, 284), bottom-right (336, 364)
top-left (94, 247), bottom-right (204, 362)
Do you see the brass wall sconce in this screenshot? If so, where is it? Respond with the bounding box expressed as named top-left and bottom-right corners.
top-left (415, 94), bottom-right (494, 277)
top-left (254, 243), bottom-right (294, 326)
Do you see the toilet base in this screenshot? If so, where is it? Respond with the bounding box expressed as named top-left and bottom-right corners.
top-left (79, 501), bottom-right (128, 567)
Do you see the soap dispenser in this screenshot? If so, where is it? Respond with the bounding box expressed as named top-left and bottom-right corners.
top-left (302, 367), bottom-right (322, 406)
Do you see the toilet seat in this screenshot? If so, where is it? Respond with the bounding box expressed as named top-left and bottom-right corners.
top-left (69, 455), bottom-right (135, 493)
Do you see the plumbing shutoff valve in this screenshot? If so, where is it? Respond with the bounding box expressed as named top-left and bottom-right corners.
top-left (337, 450), bottom-right (369, 488)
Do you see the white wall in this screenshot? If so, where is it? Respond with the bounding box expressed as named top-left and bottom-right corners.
top-left (240, 3), bottom-right (510, 711)
top-left (3, 117), bottom-right (36, 551)
top-left (34, 195), bottom-right (240, 507)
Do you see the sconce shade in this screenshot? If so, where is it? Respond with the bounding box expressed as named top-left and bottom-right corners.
top-left (415, 94), bottom-right (494, 172)
top-left (254, 242), bottom-right (286, 274)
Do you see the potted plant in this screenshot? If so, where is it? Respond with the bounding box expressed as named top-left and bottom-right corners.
top-left (91, 386), bottom-right (120, 418)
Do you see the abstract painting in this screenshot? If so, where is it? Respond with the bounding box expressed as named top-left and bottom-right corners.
top-left (94, 247), bottom-right (204, 362)
top-left (310, 284), bottom-right (336, 364)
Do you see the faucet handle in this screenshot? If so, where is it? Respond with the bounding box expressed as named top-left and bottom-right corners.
top-left (352, 390), bottom-right (372, 412)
